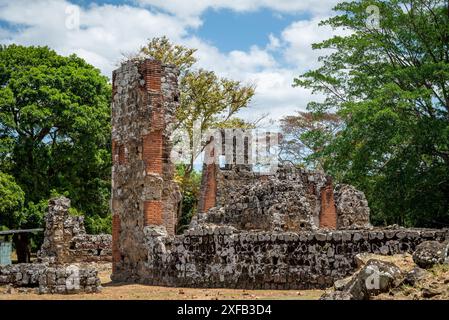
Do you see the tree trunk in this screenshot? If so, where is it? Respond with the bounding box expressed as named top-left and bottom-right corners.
top-left (13, 233), bottom-right (31, 263)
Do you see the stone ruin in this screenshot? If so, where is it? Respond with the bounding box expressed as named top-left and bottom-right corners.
top-left (2, 58), bottom-right (447, 293)
top-left (38, 197), bottom-right (112, 264)
top-left (0, 197), bottom-right (107, 294)
top-left (197, 163), bottom-right (371, 232)
top-left (110, 58), bottom-right (449, 289)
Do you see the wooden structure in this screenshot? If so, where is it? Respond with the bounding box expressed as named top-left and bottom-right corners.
top-left (0, 229), bottom-right (43, 265)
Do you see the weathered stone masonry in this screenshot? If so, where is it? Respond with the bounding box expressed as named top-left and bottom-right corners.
top-left (38, 197), bottom-right (112, 264)
top-left (198, 136), bottom-right (349, 231)
top-left (136, 226), bottom-right (449, 289)
top-left (111, 59), bottom-right (181, 279)
top-left (111, 59), bottom-right (449, 289)
top-left (1, 197), bottom-right (105, 294)
top-left (199, 164), bottom-right (368, 232)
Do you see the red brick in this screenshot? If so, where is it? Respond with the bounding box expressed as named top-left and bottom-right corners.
top-left (144, 200), bottom-right (163, 226)
top-left (319, 177), bottom-right (337, 229)
top-left (112, 140), bottom-right (118, 164)
top-left (150, 95), bottom-right (165, 130)
top-left (112, 214), bottom-right (121, 272)
top-left (142, 131), bottom-right (163, 174)
top-left (144, 60), bottom-right (162, 92)
top-left (118, 144), bottom-right (127, 165)
top-left (200, 164), bottom-right (217, 213)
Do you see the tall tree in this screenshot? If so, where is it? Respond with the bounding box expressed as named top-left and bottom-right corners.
top-left (0, 45), bottom-right (112, 235)
top-left (137, 37), bottom-right (256, 175)
top-left (0, 172), bottom-right (24, 228)
top-left (294, 0), bottom-right (449, 227)
top-left (279, 112), bottom-right (342, 169)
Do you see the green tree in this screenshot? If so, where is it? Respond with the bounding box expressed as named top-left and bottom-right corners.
top-left (0, 45), bottom-right (112, 235)
top-left (294, 0), bottom-right (449, 227)
top-left (279, 112), bottom-right (342, 169)
top-left (0, 171), bottom-right (25, 227)
top-left (137, 37), bottom-right (256, 173)
top-left (174, 166), bottom-right (201, 234)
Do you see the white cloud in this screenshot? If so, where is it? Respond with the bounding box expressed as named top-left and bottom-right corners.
top-left (0, 0), bottom-right (195, 76)
top-left (182, 37), bottom-right (321, 122)
top-left (137, 0), bottom-right (339, 19)
top-left (281, 16), bottom-right (350, 71)
top-left (267, 33), bottom-right (281, 51)
top-left (0, 0), bottom-right (339, 122)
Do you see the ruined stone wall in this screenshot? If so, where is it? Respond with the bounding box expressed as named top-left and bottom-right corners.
top-left (199, 163), bottom-right (371, 231)
top-left (126, 225), bottom-right (448, 289)
top-left (38, 197), bottom-right (112, 264)
top-left (334, 184), bottom-right (371, 229)
top-left (198, 165), bottom-right (346, 231)
top-left (111, 59), bottom-right (181, 278)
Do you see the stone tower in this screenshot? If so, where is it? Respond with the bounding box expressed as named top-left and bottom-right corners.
top-left (111, 59), bottom-right (181, 278)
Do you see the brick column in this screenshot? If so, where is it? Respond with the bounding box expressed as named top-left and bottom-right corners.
top-left (319, 176), bottom-right (337, 229)
top-left (111, 214), bottom-right (120, 272)
top-left (144, 200), bottom-right (163, 226)
top-left (142, 131), bottom-right (163, 175)
top-left (111, 59), bottom-right (181, 280)
top-left (199, 163), bottom-right (217, 213)
top-left (141, 60), bottom-right (164, 227)
top-left (198, 138), bottom-right (218, 213)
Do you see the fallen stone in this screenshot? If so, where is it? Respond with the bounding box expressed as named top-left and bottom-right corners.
top-left (421, 288), bottom-right (441, 299)
top-left (333, 277), bottom-right (352, 291)
top-left (412, 241), bottom-right (447, 269)
top-left (323, 259), bottom-right (403, 300)
top-left (403, 267), bottom-right (428, 286)
top-left (354, 253), bottom-right (373, 269)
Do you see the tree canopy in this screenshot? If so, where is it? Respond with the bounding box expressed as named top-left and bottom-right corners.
top-left (0, 45), bottom-right (112, 233)
top-left (0, 171), bottom-right (24, 228)
top-left (294, 0), bottom-right (449, 227)
top-left (136, 37), bottom-right (256, 231)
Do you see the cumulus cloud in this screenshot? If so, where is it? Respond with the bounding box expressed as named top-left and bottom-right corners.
top-left (281, 16), bottom-right (351, 71)
top-left (0, 0), bottom-right (340, 122)
top-left (0, 0), bottom-right (195, 75)
top-left (182, 37), bottom-right (323, 122)
top-left (137, 0), bottom-right (339, 19)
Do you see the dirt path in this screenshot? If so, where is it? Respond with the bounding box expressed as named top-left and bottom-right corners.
top-left (0, 266), bottom-right (323, 300)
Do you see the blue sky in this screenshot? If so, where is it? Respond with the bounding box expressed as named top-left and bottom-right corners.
top-left (0, 0), bottom-right (342, 122)
top-left (193, 8), bottom-right (309, 53)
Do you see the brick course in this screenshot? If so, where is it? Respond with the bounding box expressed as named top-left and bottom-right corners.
top-left (144, 200), bottom-right (163, 226)
top-left (112, 214), bottom-right (121, 272)
top-left (142, 131), bottom-right (163, 175)
top-left (319, 177), bottom-right (337, 229)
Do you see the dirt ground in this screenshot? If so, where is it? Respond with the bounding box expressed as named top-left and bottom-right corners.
top-left (0, 265), bottom-right (324, 300)
top-left (2, 254), bottom-right (448, 300)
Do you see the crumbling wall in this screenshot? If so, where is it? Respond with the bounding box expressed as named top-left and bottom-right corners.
top-left (199, 166), bottom-right (328, 231)
top-left (111, 59), bottom-right (181, 279)
top-left (0, 197), bottom-right (105, 294)
top-left (198, 165), bottom-right (360, 232)
top-left (334, 184), bottom-right (371, 229)
top-left (135, 225), bottom-right (449, 289)
top-left (0, 263), bottom-right (101, 294)
top-left (199, 164), bottom-right (371, 231)
top-left (38, 197), bottom-right (112, 264)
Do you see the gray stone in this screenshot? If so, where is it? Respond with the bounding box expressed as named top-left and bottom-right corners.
top-left (412, 241), bottom-right (448, 269)
top-left (338, 259), bottom-right (403, 300)
top-left (403, 267), bottom-right (428, 286)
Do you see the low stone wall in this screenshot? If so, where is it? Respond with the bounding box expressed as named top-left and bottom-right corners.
top-left (0, 263), bottom-right (101, 294)
top-left (38, 197), bottom-right (112, 264)
top-left (68, 234), bottom-right (113, 263)
top-left (112, 225), bottom-right (449, 289)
